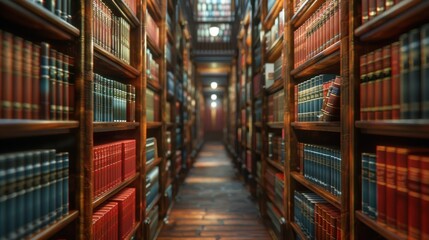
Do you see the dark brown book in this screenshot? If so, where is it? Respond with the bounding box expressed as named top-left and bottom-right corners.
top-left (49, 49), bottom-right (57, 120)
top-left (40, 42), bottom-right (50, 120)
top-left (22, 40), bottom-right (32, 119)
top-left (1, 31), bottom-right (13, 119)
top-left (12, 36), bottom-right (23, 119)
top-left (382, 45), bottom-right (392, 119)
top-left (391, 42), bottom-right (401, 119)
top-left (56, 52), bottom-right (64, 120)
top-left (360, 54), bottom-right (368, 120)
top-left (374, 49), bottom-right (383, 120)
top-left (367, 52), bottom-right (375, 120)
top-left (32, 43), bottom-right (41, 119)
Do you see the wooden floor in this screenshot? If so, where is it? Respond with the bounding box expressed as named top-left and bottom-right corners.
top-left (159, 142), bottom-right (271, 240)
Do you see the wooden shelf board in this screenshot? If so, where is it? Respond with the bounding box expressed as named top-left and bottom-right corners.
top-left (147, 0), bottom-right (162, 21)
top-left (93, 174), bottom-right (139, 208)
top-left (167, 0), bottom-right (175, 14)
top-left (264, 0), bottom-right (283, 30)
top-left (0, 120), bottom-right (79, 139)
top-left (94, 44), bottom-right (139, 79)
top-left (146, 157), bottom-right (162, 173)
top-left (110, 0), bottom-right (140, 28)
top-left (354, 0), bottom-right (429, 42)
top-left (167, 30), bottom-right (174, 44)
top-left (124, 221), bottom-right (141, 240)
top-left (147, 37), bottom-right (162, 58)
top-left (93, 122), bottom-right (139, 132)
top-left (356, 120), bottom-right (429, 138)
top-left (291, 0), bottom-right (324, 28)
top-left (147, 122), bottom-right (162, 129)
top-left (290, 221), bottom-right (309, 240)
top-left (265, 36), bottom-right (283, 63)
top-left (266, 193), bottom-right (285, 217)
top-left (291, 121), bottom-right (341, 132)
top-left (355, 211), bottom-right (407, 240)
top-left (147, 79), bottom-right (162, 92)
top-left (29, 210), bottom-right (79, 240)
top-left (267, 122), bottom-right (284, 129)
top-left (291, 41), bottom-right (341, 79)
top-left (267, 158), bottom-right (284, 172)
top-left (265, 80), bottom-right (284, 95)
top-left (0, 1), bottom-right (79, 40)
top-left (291, 172), bottom-right (341, 209)
top-left (146, 194), bottom-right (161, 215)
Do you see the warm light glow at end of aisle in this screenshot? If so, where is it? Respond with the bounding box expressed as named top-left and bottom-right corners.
top-left (211, 101), bottom-right (217, 108)
top-left (210, 82), bottom-right (218, 89)
top-left (211, 94), bottom-right (217, 100)
top-left (209, 26), bottom-right (220, 36)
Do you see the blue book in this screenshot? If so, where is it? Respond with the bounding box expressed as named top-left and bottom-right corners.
top-left (63, 153), bottom-right (69, 216)
top-left (15, 153), bottom-right (26, 239)
top-left (40, 150), bottom-right (50, 228)
top-left (5, 154), bottom-right (18, 239)
top-left (55, 153), bottom-right (64, 219)
top-left (421, 24), bottom-right (429, 118)
top-left (408, 29), bottom-right (421, 119)
top-left (368, 154), bottom-right (377, 219)
top-left (400, 33), bottom-right (410, 119)
top-left (33, 152), bottom-right (42, 230)
top-left (24, 152), bottom-right (35, 236)
top-left (0, 155), bottom-right (7, 239)
top-left (361, 153), bottom-right (369, 216)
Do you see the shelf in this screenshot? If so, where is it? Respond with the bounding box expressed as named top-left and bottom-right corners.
top-left (291, 41), bottom-right (341, 79)
top-left (356, 120), bottom-right (429, 138)
top-left (124, 221), bottom-right (141, 240)
top-left (93, 174), bottom-right (139, 208)
top-left (0, 120), bottom-right (79, 139)
top-left (290, 221), bottom-right (309, 240)
top-left (265, 80), bottom-right (284, 95)
top-left (291, 0), bottom-right (324, 28)
top-left (147, 36), bottom-right (162, 58)
top-left (146, 157), bottom-right (162, 173)
top-left (291, 172), bottom-right (341, 209)
top-left (264, 0), bottom-right (283, 30)
top-left (147, 122), bottom-right (162, 129)
top-left (146, 193), bottom-right (161, 215)
top-left (167, 30), bottom-right (174, 44)
top-left (354, 0), bottom-right (429, 42)
top-left (267, 158), bottom-right (284, 173)
top-left (109, 0), bottom-right (140, 28)
top-left (147, 79), bottom-right (162, 92)
top-left (28, 210), bottom-right (79, 240)
top-left (355, 211), bottom-right (407, 240)
top-left (0, 1), bottom-right (80, 40)
top-left (167, 0), bottom-right (175, 14)
top-left (266, 193), bottom-right (285, 217)
top-left (147, 0), bottom-right (162, 21)
top-left (267, 122), bottom-right (284, 129)
top-left (291, 121), bottom-right (340, 133)
top-left (93, 122), bottom-right (139, 133)
top-left (94, 44), bottom-right (140, 79)
top-left (265, 36), bottom-right (283, 63)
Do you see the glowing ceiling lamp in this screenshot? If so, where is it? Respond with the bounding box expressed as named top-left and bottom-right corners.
top-left (211, 101), bottom-right (217, 108)
top-left (209, 26), bottom-right (220, 37)
top-left (211, 94), bottom-right (217, 100)
top-left (210, 82), bottom-right (218, 89)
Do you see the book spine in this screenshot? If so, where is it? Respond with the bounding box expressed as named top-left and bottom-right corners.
top-left (12, 36), bottom-right (23, 119)
top-left (408, 29), bottom-right (421, 119)
top-left (382, 45), bottom-right (392, 119)
top-left (386, 147), bottom-right (397, 227)
top-left (408, 154), bottom-right (421, 239)
top-left (368, 0), bottom-right (376, 20)
top-left (360, 54), bottom-right (368, 120)
top-left (49, 49), bottom-right (57, 120)
top-left (400, 33), bottom-right (410, 119)
top-left (367, 52), bottom-right (375, 120)
top-left (376, 146), bottom-right (387, 223)
top-left (368, 154), bottom-right (377, 219)
top-left (32, 44), bottom-right (41, 119)
top-left (63, 55), bottom-right (70, 120)
top-left (40, 43), bottom-right (50, 120)
top-left (421, 155), bottom-right (429, 240)
top-left (56, 52), bottom-right (64, 120)
top-left (396, 148), bottom-right (408, 232)
top-left (362, 153), bottom-right (369, 215)
top-left (23, 41), bottom-right (33, 119)
top-left (391, 42), bottom-right (401, 119)
top-left (374, 49), bottom-right (383, 120)
top-left (421, 24), bottom-right (429, 118)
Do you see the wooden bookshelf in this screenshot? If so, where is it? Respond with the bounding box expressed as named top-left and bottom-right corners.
top-left (0, 120), bottom-right (79, 139)
top-left (146, 157), bottom-right (162, 173)
top-left (290, 221), bottom-right (308, 240)
top-left (291, 121), bottom-right (341, 133)
top-left (93, 122), bottom-right (140, 132)
top-left (29, 210), bottom-right (79, 240)
top-left (93, 174), bottom-right (139, 208)
top-left (265, 80), bottom-right (284, 95)
top-left (355, 211), bottom-right (407, 240)
top-left (356, 120), bottom-right (429, 138)
top-left (265, 35), bottom-right (283, 62)
top-left (267, 122), bottom-right (284, 129)
top-left (94, 44), bottom-right (140, 79)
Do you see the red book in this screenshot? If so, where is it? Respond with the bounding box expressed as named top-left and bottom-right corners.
top-left (13, 36), bottom-right (23, 119)
top-left (408, 154), bottom-right (421, 239)
top-left (396, 148), bottom-right (409, 232)
top-left (421, 155), bottom-right (429, 240)
top-left (367, 52), bottom-right (375, 120)
top-left (385, 146), bottom-right (397, 227)
top-left (377, 0), bottom-right (385, 15)
top-left (23, 40), bottom-right (32, 119)
top-left (369, 0), bottom-right (376, 20)
top-left (154, 93), bottom-right (160, 122)
top-left (32, 43), bottom-right (41, 119)
top-left (374, 49), bottom-right (383, 120)
top-left (391, 42), bottom-right (400, 119)
top-left (382, 45), bottom-right (392, 119)
top-left (360, 54), bottom-right (368, 120)
top-left (376, 146), bottom-right (387, 223)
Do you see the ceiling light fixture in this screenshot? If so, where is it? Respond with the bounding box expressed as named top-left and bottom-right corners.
top-left (209, 26), bottom-right (220, 37)
top-left (211, 101), bottom-right (217, 108)
top-left (210, 82), bottom-right (218, 89)
top-left (211, 94), bottom-right (217, 100)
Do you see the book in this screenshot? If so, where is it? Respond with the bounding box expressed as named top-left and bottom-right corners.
top-left (146, 137), bottom-right (158, 165)
top-left (111, 188), bottom-right (136, 239)
top-left (376, 146), bottom-right (387, 223)
top-left (34, 0), bottom-right (73, 23)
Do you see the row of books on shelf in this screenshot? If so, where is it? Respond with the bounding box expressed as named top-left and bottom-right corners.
top-left (146, 89), bottom-right (160, 122)
top-left (93, 74), bottom-right (136, 122)
top-left (300, 143), bottom-right (342, 196)
top-left (146, 10), bottom-right (159, 47)
top-left (361, 146), bottom-right (429, 239)
top-left (294, 0), bottom-right (340, 69)
top-left (0, 31), bottom-right (74, 120)
top-left (256, 132), bottom-right (262, 152)
top-left (166, 43), bottom-right (172, 64)
top-left (268, 132), bottom-right (285, 165)
top-left (265, 54), bottom-right (284, 86)
top-left (255, 99), bottom-right (263, 122)
top-left (146, 50), bottom-right (160, 84)
top-left (93, 0), bottom-right (131, 64)
top-left (253, 40), bottom-right (262, 70)
top-left (166, 102), bottom-right (171, 123)
top-left (175, 150), bottom-right (182, 174)
top-left (268, 90), bottom-right (284, 122)
top-left (166, 12), bottom-right (173, 35)
top-left (361, 0), bottom-right (401, 24)
top-left (360, 25), bottom-right (429, 120)
top-left (175, 128), bottom-right (182, 147)
top-left (267, 201), bottom-right (283, 238)
top-left (146, 166), bottom-right (159, 211)
top-left (294, 191), bottom-right (341, 240)
top-left (146, 137), bottom-right (158, 166)
top-left (164, 184), bottom-right (173, 211)
top-left (166, 131), bottom-right (172, 157)
top-left (0, 150), bottom-right (69, 240)
top-left (265, 9), bottom-right (284, 52)
top-left (253, 74), bottom-right (263, 97)
top-left (167, 72), bottom-right (175, 96)
top-left (92, 187), bottom-right (136, 240)
top-left (295, 74), bottom-right (341, 122)
top-left (267, 0), bottom-right (277, 13)
top-left (246, 149), bottom-right (252, 173)
top-left (32, 0), bottom-right (73, 23)
top-left (147, 205), bottom-right (159, 240)
top-left (93, 139), bottom-right (136, 198)
top-left (121, 0), bottom-right (138, 17)
top-left (176, 84), bottom-right (184, 103)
